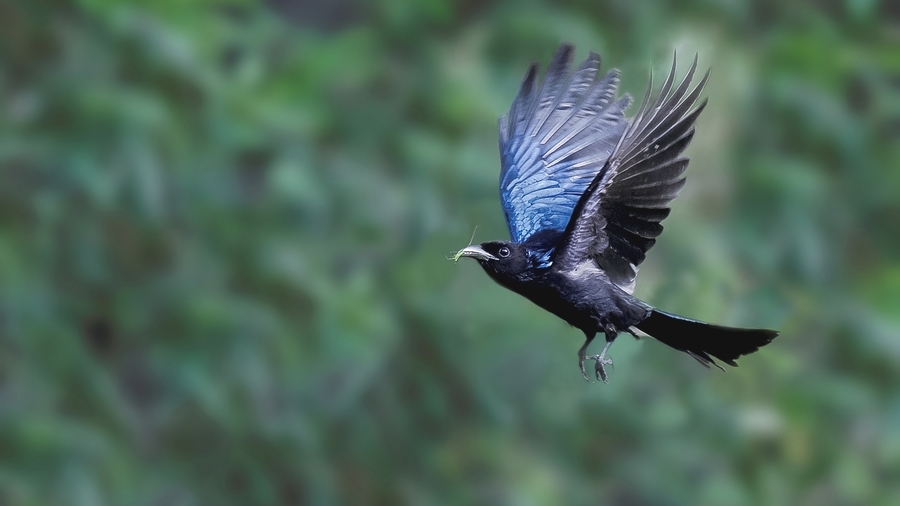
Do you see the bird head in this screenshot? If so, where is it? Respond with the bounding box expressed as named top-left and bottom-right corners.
top-left (452, 241), bottom-right (530, 282)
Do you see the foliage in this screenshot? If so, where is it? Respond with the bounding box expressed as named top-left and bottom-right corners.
top-left (0, 0), bottom-right (898, 504)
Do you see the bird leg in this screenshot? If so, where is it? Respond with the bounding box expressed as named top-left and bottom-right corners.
top-left (586, 341), bottom-right (614, 383)
top-left (584, 324), bottom-right (618, 383)
top-left (577, 332), bottom-right (596, 382)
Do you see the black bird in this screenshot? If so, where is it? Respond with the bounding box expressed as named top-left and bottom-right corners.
top-left (453, 44), bottom-right (777, 382)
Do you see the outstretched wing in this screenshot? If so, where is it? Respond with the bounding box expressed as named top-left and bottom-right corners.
top-left (499, 44), bottom-right (631, 248)
top-left (553, 54), bottom-right (709, 293)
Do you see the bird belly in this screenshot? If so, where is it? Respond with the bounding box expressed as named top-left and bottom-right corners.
top-left (528, 267), bottom-right (650, 333)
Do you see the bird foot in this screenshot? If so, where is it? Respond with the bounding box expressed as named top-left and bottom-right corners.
top-left (579, 355), bottom-right (592, 382)
top-left (578, 352), bottom-right (613, 383)
top-left (578, 338), bottom-right (614, 383)
top-left (586, 354), bottom-right (614, 383)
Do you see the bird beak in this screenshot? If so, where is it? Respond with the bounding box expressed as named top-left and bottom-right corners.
top-left (452, 245), bottom-right (498, 262)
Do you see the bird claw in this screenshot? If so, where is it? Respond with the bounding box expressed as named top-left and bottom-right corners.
top-left (586, 354), bottom-right (613, 383)
top-left (578, 335), bottom-right (614, 383)
top-left (579, 355), bottom-right (592, 383)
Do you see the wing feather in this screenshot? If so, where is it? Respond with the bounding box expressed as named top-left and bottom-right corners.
top-left (499, 44), bottom-right (630, 247)
top-left (525, 45), bottom-right (574, 133)
top-left (553, 54), bottom-right (709, 291)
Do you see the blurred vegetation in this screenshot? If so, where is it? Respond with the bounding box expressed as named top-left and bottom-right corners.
top-left (0, 0), bottom-right (898, 504)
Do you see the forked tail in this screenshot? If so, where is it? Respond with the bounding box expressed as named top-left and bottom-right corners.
top-left (634, 309), bottom-right (778, 370)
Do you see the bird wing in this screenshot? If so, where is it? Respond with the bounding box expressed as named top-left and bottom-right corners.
top-left (552, 54), bottom-right (709, 293)
top-left (499, 44), bottom-right (631, 249)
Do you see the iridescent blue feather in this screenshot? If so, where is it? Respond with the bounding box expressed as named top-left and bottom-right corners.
top-left (498, 45), bottom-right (631, 254)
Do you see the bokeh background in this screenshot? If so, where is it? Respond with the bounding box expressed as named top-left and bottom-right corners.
top-left (1, 0), bottom-right (899, 504)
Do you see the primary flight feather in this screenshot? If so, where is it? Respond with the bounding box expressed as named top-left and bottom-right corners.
top-left (455, 44), bottom-right (777, 382)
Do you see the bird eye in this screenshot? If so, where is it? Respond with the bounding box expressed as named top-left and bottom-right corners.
top-left (498, 246), bottom-right (510, 258)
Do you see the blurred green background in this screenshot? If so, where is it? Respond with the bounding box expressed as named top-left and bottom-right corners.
top-left (1, 0), bottom-right (899, 504)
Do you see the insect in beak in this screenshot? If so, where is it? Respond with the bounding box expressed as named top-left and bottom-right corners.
top-left (452, 245), bottom-right (498, 262)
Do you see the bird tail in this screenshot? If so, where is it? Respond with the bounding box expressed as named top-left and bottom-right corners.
top-left (634, 309), bottom-right (778, 370)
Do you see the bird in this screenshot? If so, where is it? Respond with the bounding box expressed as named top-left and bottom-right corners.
top-left (453, 43), bottom-right (778, 383)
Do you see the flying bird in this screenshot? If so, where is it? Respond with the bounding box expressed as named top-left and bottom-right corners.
top-left (453, 44), bottom-right (777, 383)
